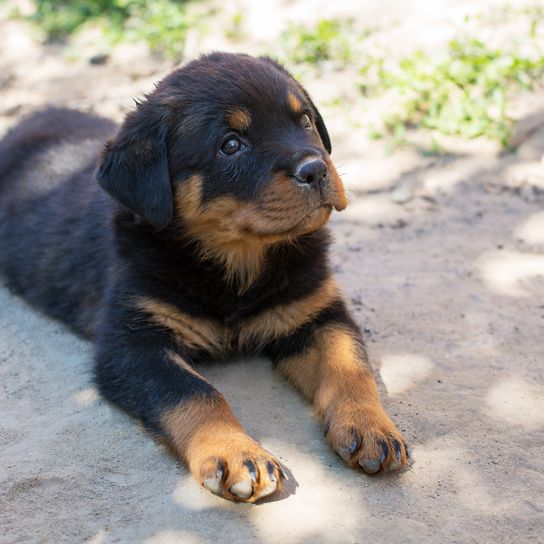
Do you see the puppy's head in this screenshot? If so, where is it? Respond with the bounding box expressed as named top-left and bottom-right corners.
top-left (97, 52), bottom-right (346, 249)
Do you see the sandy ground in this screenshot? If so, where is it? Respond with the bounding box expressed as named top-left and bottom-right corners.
top-left (1, 1), bottom-right (544, 543)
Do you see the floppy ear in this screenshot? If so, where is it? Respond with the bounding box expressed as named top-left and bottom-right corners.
top-left (96, 104), bottom-right (173, 230)
top-left (300, 92), bottom-right (332, 154)
top-left (258, 56), bottom-right (333, 154)
top-left (311, 101), bottom-right (332, 154)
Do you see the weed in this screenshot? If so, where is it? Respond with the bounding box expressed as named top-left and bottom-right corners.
top-left (25, 0), bottom-right (195, 60)
top-left (360, 37), bottom-right (544, 146)
top-left (281, 18), bottom-right (370, 67)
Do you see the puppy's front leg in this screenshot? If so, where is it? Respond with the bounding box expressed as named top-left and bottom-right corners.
top-left (267, 300), bottom-right (410, 474)
top-left (95, 321), bottom-right (283, 502)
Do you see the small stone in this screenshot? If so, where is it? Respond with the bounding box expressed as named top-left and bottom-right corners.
top-left (391, 185), bottom-right (414, 204)
top-left (89, 53), bottom-right (109, 66)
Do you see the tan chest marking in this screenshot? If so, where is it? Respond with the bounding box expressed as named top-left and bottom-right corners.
top-left (136, 278), bottom-right (340, 356)
top-left (237, 277), bottom-right (341, 349)
top-left (136, 297), bottom-right (229, 356)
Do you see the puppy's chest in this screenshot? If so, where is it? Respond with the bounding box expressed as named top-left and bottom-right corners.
top-left (140, 288), bottom-right (290, 358)
top-left (138, 274), bottom-right (335, 359)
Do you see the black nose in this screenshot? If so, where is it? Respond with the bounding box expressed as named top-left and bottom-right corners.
top-left (295, 158), bottom-right (328, 185)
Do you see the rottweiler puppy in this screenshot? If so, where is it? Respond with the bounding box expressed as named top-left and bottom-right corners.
top-left (0, 52), bottom-right (409, 502)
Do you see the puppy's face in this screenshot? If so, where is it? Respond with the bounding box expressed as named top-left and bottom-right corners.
top-left (98, 53), bottom-right (346, 250)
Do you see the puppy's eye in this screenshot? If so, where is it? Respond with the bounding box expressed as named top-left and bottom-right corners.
top-left (221, 135), bottom-right (242, 155)
top-left (301, 114), bottom-right (312, 129)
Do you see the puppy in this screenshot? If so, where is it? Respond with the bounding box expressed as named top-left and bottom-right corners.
top-left (0, 53), bottom-right (409, 502)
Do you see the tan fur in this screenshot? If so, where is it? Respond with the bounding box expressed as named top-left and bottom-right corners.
top-left (227, 108), bottom-right (251, 131)
top-left (287, 92), bottom-right (302, 114)
top-left (173, 170), bottom-right (338, 291)
top-left (277, 326), bottom-right (370, 403)
top-left (277, 325), bottom-right (407, 469)
top-left (175, 175), bottom-right (330, 290)
top-left (136, 279), bottom-right (341, 356)
top-left (162, 397), bottom-right (282, 502)
top-left (255, 173), bottom-right (331, 236)
top-left (135, 297), bottom-right (228, 356)
top-left (238, 277), bottom-right (341, 349)
top-left (323, 156), bottom-right (347, 211)
top-left (175, 176), bottom-right (267, 289)
top-left (166, 351), bottom-right (208, 380)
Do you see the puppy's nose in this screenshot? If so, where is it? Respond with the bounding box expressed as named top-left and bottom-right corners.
top-left (295, 158), bottom-right (328, 185)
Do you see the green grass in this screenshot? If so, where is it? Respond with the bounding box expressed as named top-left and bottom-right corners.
top-left (280, 18), bottom-right (370, 66)
top-left (25, 0), bottom-right (195, 60)
top-left (361, 37), bottom-right (544, 147)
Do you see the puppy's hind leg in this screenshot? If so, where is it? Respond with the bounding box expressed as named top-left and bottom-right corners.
top-left (95, 313), bottom-right (284, 503)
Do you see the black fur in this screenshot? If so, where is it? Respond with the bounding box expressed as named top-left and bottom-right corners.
top-left (0, 53), bottom-right (351, 443)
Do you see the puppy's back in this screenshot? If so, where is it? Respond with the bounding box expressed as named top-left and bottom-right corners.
top-left (0, 107), bottom-right (116, 204)
top-left (0, 108), bottom-right (118, 337)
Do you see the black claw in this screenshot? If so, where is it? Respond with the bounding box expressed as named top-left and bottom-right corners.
top-left (393, 440), bottom-right (402, 461)
top-left (243, 459), bottom-right (257, 481)
top-left (267, 461), bottom-right (277, 482)
top-left (338, 428), bottom-right (362, 461)
top-left (379, 439), bottom-right (389, 464)
top-left (403, 441), bottom-right (411, 459)
top-left (323, 422), bottom-right (330, 437)
top-left (279, 466), bottom-right (289, 481)
top-left (216, 460), bottom-right (226, 480)
top-left (349, 427), bottom-right (362, 454)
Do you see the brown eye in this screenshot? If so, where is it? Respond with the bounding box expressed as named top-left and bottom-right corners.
top-left (301, 114), bottom-right (312, 129)
top-left (221, 135), bottom-right (242, 155)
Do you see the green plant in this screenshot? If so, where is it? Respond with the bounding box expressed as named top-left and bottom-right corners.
top-left (281, 18), bottom-right (366, 66)
top-left (26, 0), bottom-right (195, 60)
top-left (29, 0), bottom-right (133, 39)
top-left (361, 37), bottom-right (544, 146)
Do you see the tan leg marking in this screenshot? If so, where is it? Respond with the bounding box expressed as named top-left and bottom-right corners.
top-left (278, 326), bottom-right (409, 473)
top-left (162, 394), bottom-right (284, 502)
top-left (238, 277), bottom-right (341, 349)
top-left (135, 297), bottom-right (229, 356)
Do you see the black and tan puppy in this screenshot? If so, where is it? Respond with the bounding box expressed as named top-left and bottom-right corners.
top-left (0, 53), bottom-right (409, 502)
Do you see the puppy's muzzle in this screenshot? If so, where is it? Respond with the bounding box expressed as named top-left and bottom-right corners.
top-left (294, 158), bottom-right (328, 186)
top-left (294, 157), bottom-right (345, 211)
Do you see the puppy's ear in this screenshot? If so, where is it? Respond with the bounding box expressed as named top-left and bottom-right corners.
top-left (97, 103), bottom-right (173, 230)
top-left (306, 95), bottom-right (332, 154)
top-left (258, 56), bottom-right (333, 154)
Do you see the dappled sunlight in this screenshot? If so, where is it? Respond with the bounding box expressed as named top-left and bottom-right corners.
top-left (172, 475), bottom-right (240, 513)
top-left (339, 193), bottom-right (407, 226)
top-left (248, 441), bottom-right (365, 544)
top-left (485, 377), bottom-right (544, 430)
top-left (84, 529), bottom-right (106, 544)
top-left (379, 353), bottom-right (434, 396)
top-left (423, 156), bottom-right (492, 193)
top-left (515, 211), bottom-right (544, 245)
top-left (171, 439), bottom-right (368, 543)
top-left (144, 530), bottom-right (206, 544)
top-left (71, 387), bottom-right (99, 407)
top-left (477, 249), bottom-right (544, 296)
top-left (406, 439), bottom-right (512, 514)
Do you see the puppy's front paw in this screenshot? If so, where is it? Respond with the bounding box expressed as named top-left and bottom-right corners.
top-left (188, 430), bottom-right (285, 502)
top-left (325, 403), bottom-right (410, 474)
